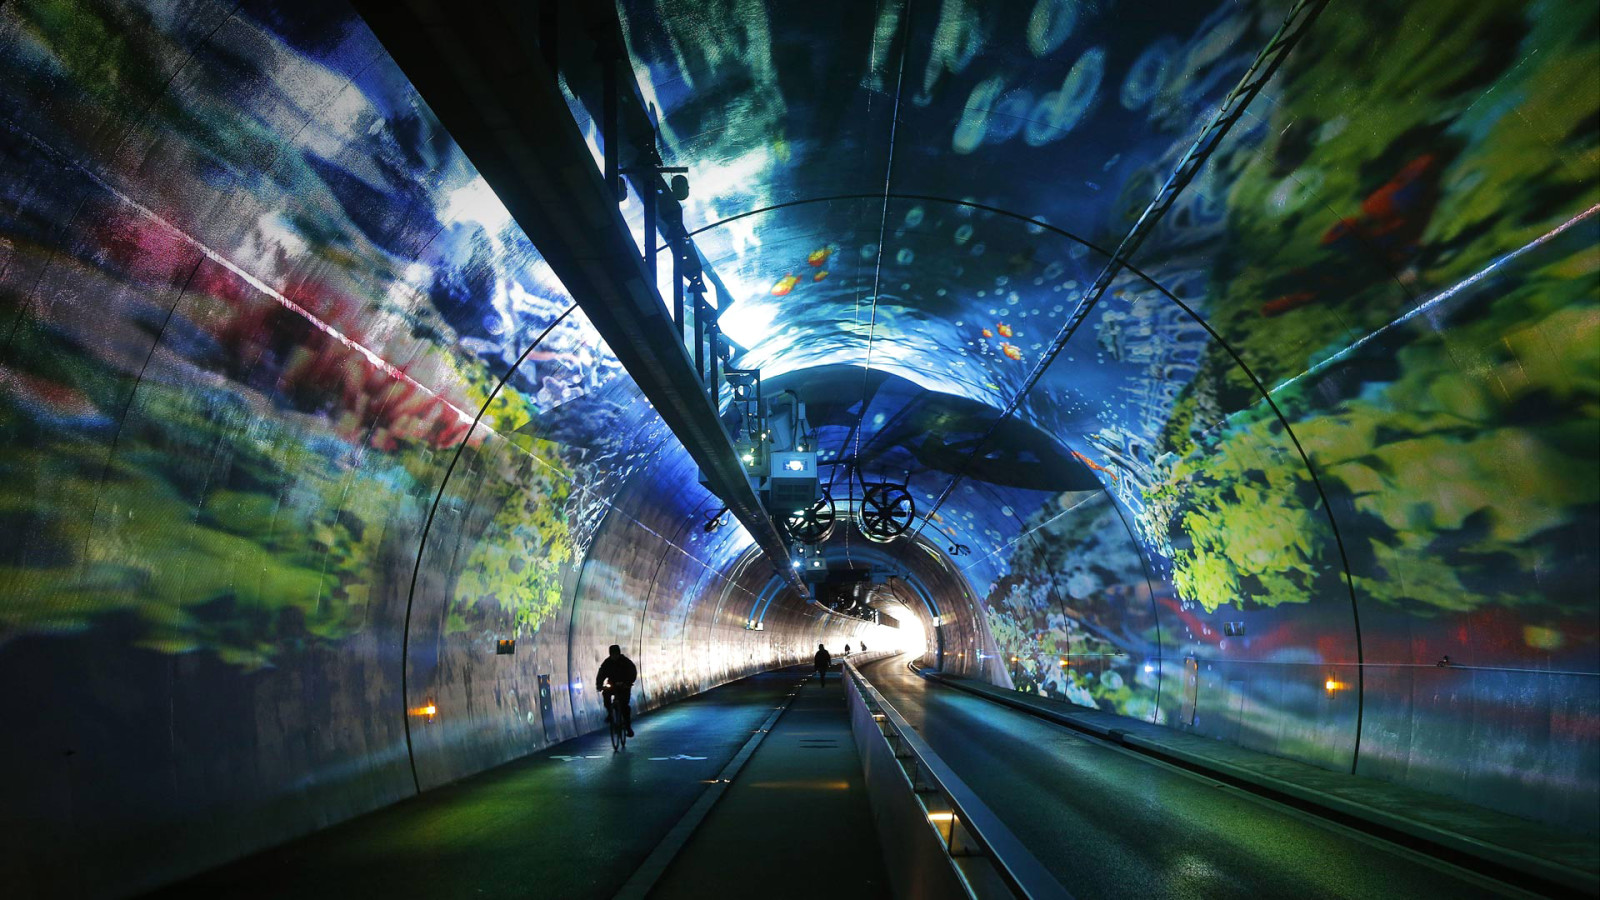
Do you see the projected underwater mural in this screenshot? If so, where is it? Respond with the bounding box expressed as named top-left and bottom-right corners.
top-left (0, 0), bottom-right (663, 661)
top-left (616, 0), bottom-right (1599, 828)
top-left (0, 1), bottom-right (797, 890)
top-left (0, 1), bottom-right (1596, 893)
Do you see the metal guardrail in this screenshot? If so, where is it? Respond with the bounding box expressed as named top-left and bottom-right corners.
top-left (353, 0), bottom-right (807, 599)
top-left (843, 659), bottom-right (1072, 900)
top-left (830, 649), bottom-right (898, 671)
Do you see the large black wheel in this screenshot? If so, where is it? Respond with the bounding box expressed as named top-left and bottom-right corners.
top-left (784, 489), bottom-right (836, 543)
top-left (858, 483), bottom-right (914, 543)
top-left (610, 710), bottom-right (626, 752)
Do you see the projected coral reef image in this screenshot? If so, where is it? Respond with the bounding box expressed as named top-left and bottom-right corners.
top-left (0, 0), bottom-right (1596, 893)
top-left (617, 0), bottom-right (1598, 828)
top-left (0, 0), bottom-right (651, 657)
top-left (0, 2), bottom-right (774, 880)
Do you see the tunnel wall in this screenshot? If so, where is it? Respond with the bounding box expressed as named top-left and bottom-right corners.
top-left (0, 2), bottom-right (858, 897)
top-left (605, 0), bottom-right (1598, 836)
top-left (924, 1), bottom-right (1600, 832)
top-left (961, 185), bottom-right (1598, 830)
top-left (608, 0), bottom-right (1596, 836)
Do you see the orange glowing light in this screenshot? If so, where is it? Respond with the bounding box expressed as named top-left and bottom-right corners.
top-left (1324, 679), bottom-right (1340, 693)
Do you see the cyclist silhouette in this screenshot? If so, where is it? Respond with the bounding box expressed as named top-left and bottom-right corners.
top-left (597, 644), bottom-right (637, 737)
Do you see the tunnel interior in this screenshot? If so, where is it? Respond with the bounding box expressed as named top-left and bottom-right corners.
top-left (0, 0), bottom-right (1596, 896)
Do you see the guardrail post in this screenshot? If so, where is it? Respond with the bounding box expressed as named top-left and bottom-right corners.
top-left (841, 659), bottom-right (1073, 899)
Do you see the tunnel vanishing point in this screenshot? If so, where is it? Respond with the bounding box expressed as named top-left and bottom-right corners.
top-left (1, 0), bottom-right (1597, 898)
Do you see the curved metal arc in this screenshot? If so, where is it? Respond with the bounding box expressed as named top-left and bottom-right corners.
top-left (672, 187), bottom-right (1364, 764)
top-left (401, 303), bottom-right (578, 792)
top-left (850, 0), bottom-right (916, 523)
top-left (1100, 487), bottom-right (1167, 722)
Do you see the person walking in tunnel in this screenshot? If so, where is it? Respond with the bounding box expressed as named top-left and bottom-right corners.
top-left (597, 644), bottom-right (637, 737)
top-left (814, 643), bottom-right (832, 686)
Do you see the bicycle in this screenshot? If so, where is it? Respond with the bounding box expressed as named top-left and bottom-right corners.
top-left (603, 680), bottom-right (631, 752)
top-left (608, 704), bottom-right (627, 751)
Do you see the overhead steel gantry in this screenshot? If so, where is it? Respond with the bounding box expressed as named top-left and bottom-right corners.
top-left (355, 0), bottom-right (807, 596)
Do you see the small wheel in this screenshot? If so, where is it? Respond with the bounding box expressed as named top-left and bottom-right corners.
top-left (858, 483), bottom-right (913, 543)
top-left (785, 489), bottom-right (836, 543)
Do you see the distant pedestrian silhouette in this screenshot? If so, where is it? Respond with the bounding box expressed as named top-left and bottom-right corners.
top-left (844, 643), bottom-right (852, 656)
top-left (814, 644), bottom-right (831, 686)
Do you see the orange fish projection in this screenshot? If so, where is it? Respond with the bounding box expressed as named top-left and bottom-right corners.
top-left (981, 328), bottom-right (993, 338)
top-left (1000, 342), bottom-right (1023, 361)
top-left (771, 273), bottom-right (800, 296)
top-left (996, 322), bottom-right (1013, 338)
top-left (1261, 291), bottom-right (1316, 317)
top-left (807, 246), bottom-right (831, 267)
top-left (1070, 450), bottom-right (1119, 482)
top-left (813, 270), bottom-right (829, 282)
top-left (1264, 155), bottom-right (1442, 318)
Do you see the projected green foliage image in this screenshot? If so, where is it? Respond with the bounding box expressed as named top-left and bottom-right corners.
top-left (605, 0), bottom-right (1592, 829)
top-left (0, 0), bottom-right (1594, 855)
top-left (1142, 0), bottom-right (1600, 626)
top-left (0, 0), bottom-right (658, 669)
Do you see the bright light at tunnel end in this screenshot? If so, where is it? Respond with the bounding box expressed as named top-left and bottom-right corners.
top-left (861, 602), bottom-right (929, 657)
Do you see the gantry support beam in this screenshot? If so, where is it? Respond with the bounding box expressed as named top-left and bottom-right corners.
top-left (354, 0), bottom-right (805, 596)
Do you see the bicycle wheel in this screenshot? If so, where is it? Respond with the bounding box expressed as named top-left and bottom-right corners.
top-left (610, 713), bottom-right (626, 751)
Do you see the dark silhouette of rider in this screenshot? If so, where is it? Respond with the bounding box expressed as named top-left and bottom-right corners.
top-left (597, 644), bottom-right (637, 737)
top-left (814, 644), bottom-right (831, 686)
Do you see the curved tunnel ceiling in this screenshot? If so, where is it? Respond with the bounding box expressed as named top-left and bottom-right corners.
top-left (0, 0), bottom-right (1594, 893)
top-left (610, 0), bottom-right (1362, 557)
top-left (615, 0), bottom-right (1600, 831)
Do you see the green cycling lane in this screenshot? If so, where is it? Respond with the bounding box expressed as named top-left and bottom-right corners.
top-left (857, 657), bottom-right (1531, 900)
top-left (153, 668), bottom-right (808, 899)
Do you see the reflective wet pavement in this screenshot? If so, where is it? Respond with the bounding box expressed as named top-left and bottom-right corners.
top-left (858, 656), bottom-right (1532, 900)
top-left (155, 669), bottom-right (810, 899)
